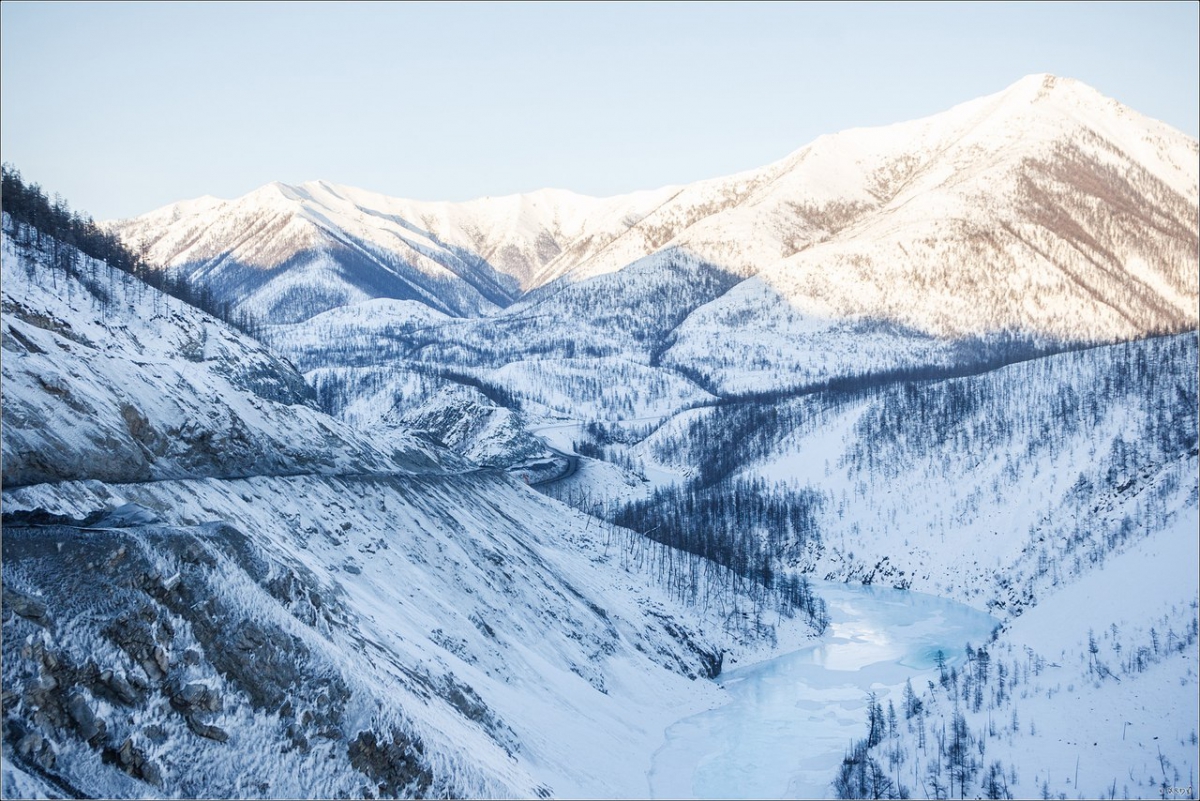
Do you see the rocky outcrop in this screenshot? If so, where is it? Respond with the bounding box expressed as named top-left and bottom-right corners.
top-left (0, 520), bottom-right (452, 798)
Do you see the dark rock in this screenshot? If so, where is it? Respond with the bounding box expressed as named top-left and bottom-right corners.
top-left (17, 731), bottom-right (43, 757)
top-left (182, 683), bottom-right (206, 705)
top-left (15, 730), bottom-right (56, 770)
top-left (65, 692), bottom-right (100, 742)
top-left (153, 645), bottom-right (170, 674)
top-left (171, 681), bottom-right (221, 713)
top-left (347, 729), bottom-right (433, 798)
top-left (186, 715), bottom-right (229, 743)
top-left (104, 611), bottom-right (169, 685)
top-left (103, 671), bottom-right (143, 706)
top-left (140, 759), bottom-right (163, 786)
top-left (143, 724), bottom-right (168, 745)
top-left (283, 721), bottom-right (309, 753)
top-left (101, 736), bottom-right (163, 786)
top-left (118, 407), bottom-right (166, 458)
top-left (3, 586), bottom-right (51, 627)
top-left (139, 657), bottom-right (165, 683)
top-left (117, 737), bottom-right (136, 767)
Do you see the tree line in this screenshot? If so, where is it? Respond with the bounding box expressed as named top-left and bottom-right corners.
top-left (2, 164), bottom-right (258, 335)
top-left (608, 478), bottom-right (829, 632)
top-left (2, 163), bottom-right (143, 277)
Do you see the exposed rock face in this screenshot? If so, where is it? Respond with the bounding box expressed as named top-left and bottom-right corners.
top-left (347, 729), bottom-right (433, 798)
top-left (397, 385), bottom-right (555, 468)
top-left (0, 521), bottom-right (449, 798)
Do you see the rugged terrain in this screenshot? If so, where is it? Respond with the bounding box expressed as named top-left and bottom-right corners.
top-left (3, 73), bottom-right (1197, 799)
top-left (1, 227), bottom-right (805, 798)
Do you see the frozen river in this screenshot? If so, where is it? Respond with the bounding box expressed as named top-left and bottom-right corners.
top-left (647, 581), bottom-right (998, 799)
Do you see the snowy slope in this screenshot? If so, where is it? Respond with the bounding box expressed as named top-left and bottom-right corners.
top-left (111, 180), bottom-right (679, 324)
top-left (1, 230), bottom-right (440, 488)
top-left (1, 472), bottom-right (757, 799)
top-left (829, 512), bottom-right (1198, 800)
top-left (1, 223), bottom-right (823, 799)
top-left (719, 333), bottom-right (1198, 612)
top-left (112, 181), bottom-right (523, 323)
top-left (396, 385), bottom-right (554, 468)
top-left (266, 249), bottom-right (731, 432)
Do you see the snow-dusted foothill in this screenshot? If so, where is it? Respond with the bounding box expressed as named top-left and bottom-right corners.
top-left (1, 223), bottom-right (823, 799)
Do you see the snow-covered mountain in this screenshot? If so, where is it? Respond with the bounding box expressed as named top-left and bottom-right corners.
top-left (110, 74), bottom-right (1198, 453)
top-left (112, 180), bottom-right (677, 324)
top-left (532, 74), bottom-right (1198, 342)
top-left (114, 75), bottom-right (1197, 343)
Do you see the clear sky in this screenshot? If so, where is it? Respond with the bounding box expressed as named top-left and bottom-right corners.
top-left (2, 1), bottom-right (1197, 221)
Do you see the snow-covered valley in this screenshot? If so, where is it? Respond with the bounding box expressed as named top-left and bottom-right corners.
top-left (0, 222), bottom-right (823, 798)
top-left (3, 73), bottom-right (1198, 800)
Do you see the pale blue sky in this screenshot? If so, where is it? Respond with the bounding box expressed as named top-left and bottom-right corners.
top-left (2, 1), bottom-right (1197, 220)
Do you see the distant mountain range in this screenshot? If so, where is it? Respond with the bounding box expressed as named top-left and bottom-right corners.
top-left (114, 74), bottom-right (1197, 342)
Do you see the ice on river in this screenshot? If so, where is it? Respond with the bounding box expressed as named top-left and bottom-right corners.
top-left (648, 581), bottom-right (998, 799)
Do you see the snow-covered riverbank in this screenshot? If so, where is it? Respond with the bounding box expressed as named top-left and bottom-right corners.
top-left (648, 582), bottom-right (998, 799)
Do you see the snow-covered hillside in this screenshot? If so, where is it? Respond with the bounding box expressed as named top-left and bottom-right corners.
top-left (272, 249), bottom-right (733, 439)
top-left (602, 333), bottom-right (1198, 615)
top-left (1, 230), bottom-right (439, 488)
top-left (395, 385), bottom-right (554, 469)
top-left (1, 225), bottom-right (823, 798)
top-left (830, 512), bottom-right (1198, 800)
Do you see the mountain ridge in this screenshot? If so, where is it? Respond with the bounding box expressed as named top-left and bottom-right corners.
top-left (111, 74), bottom-right (1198, 345)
